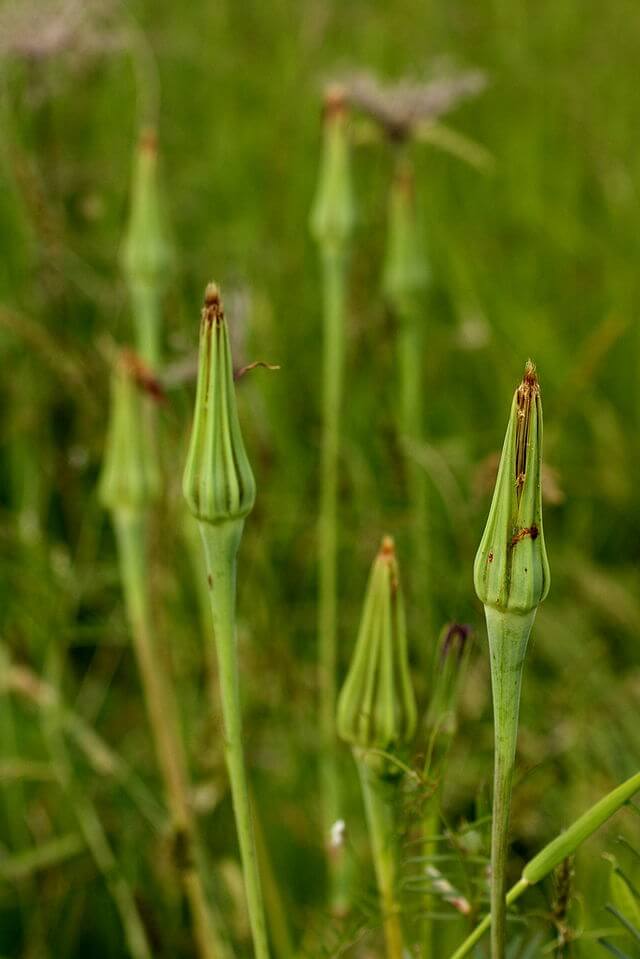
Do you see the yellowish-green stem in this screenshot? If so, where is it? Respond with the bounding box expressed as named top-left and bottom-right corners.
top-left (114, 509), bottom-right (227, 959)
top-left (199, 519), bottom-right (270, 959)
top-left (357, 758), bottom-right (405, 959)
top-left (318, 248), bottom-right (349, 912)
top-left (485, 605), bottom-right (535, 959)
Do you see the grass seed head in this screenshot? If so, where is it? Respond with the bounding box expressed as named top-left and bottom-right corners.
top-left (182, 284), bottom-right (256, 525)
top-left (337, 536), bottom-right (416, 775)
top-left (474, 361), bottom-right (550, 614)
top-left (309, 85), bottom-right (355, 250)
top-left (99, 350), bottom-right (161, 513)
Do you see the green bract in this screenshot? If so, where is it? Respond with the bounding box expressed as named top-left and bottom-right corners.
top-left (183, 284), bottom-right (256, 526)
top-left (309, 87), bottom-right (355, 251)
top-left (337, 537), bottom-right (416, 772)
top-left (474, 362), bottom-right (550, 615)
top-left (121, 129), bottom-right (171, 289)
top-left (382, 157), bottom-right (429, 305)
top-left (99, 352), bottom-right (161, 513)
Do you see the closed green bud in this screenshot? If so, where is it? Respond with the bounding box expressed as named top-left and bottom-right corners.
top-left (183, 284), bottom-right (256, 525)
top-left (99, 351), bottom-right (161, 513)
top-left (121, 129), bottom-right (171, 288)
top-left (382, 157), bottom-right (429, 305)
top-left (474, 361), bottom-right (550, 615)
top-left (309, 86), bottom-right (355, 250)
top-left (337, 537), bottom-right (416, 773)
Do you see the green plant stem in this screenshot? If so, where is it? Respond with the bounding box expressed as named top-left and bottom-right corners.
top-left (448, 770), bottom-right (640, 959)
top-left (130, 281), bottom-right (161, 371)
top-left (421, 796), bottom-right (440, 957)
top-left (113, 509), bottom-right (227, 959)
top-left (318, 247), bottom-right (348, 912)
top-left (397, 297), bottom-right (429, 619)
top-left (485, 605), bottom-right (535, 959)
top-left (357, 758), bottom-right (405, 959)
top-left (42, 654), bottom-right (152, 959)
top-left (251, 791), bottom-right (295, 959)
top-left (199, 519), bottom-right (270, 959)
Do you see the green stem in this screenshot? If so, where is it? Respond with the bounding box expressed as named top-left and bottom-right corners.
top-left (129, 281), bottom-right (162, 371)
top-left (421, 792), bottom-right (440, 957)
top-left (114, 509), bottom-right (228, 959)
top-left (199, 520), bottom-right (270, 959)
top-left (42, 652), bottom-right (152, 959)
top-left (357, 758), bottom-right (405, 959)
top-left (485, 605), bottom-right (535, 959)
top-left (318, 247), bottom-right (349, 911)
top-left (449, 768), bottom-right (640, 958)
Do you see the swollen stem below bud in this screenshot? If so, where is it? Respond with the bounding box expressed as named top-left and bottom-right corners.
top-left (485, 605), bottom-right (536, 959)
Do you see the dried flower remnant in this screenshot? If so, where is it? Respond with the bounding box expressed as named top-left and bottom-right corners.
top-left (341, 68), bottom-right (487, 141)
top-left (0, 0), bottom-right (124, 65)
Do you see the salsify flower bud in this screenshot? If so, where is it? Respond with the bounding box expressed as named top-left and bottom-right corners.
top-left (337, 536), bottom-right (416, 774)
top-left (382, 157), bottom-right (429, 306)
top-left (182, 284), bottom-right (256, 526)
top-left (474, 361), bottom-right (550, 615)
top-left (121, 128), bottom-right (171, 289)
top-left (99, 350), bottom-right (161, 513)
top-left (309, 85), bottom-right (355, 251)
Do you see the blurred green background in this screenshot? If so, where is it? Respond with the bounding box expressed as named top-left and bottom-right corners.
top-left (0, 0), bottom-right (639, 956)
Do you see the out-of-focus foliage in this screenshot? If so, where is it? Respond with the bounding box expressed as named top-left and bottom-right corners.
top-left (0, 0), bottom-right (639, 956)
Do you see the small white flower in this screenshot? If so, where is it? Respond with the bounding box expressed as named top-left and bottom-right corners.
top-left (330, 819), bottom-right (346, 849)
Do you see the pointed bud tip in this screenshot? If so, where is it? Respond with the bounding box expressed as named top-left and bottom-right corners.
top-left (139, 127), bottom-right (158, 156)
top-left (323, 83), bottom-right (348, 118)
top-left (203, 283), bottom-right (224, 325)
top-left (379, 535), bottom-right (395, 557)
top-left (521, 359), bottom-right (539, 391)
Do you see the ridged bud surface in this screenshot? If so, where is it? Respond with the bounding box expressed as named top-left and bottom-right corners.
top-left (99, 351), bottom-right (161, 513)
top-left (183, 285), bottom-right (256, 525)
top-left (382, 158), bottom-right (429, 304)
top-left (309, 87), bottom-right (355, 251)
top-left (121, 128), bottom-right (171, 288)
top-left (337, 537), bottom-right (416, 772)
top-left (474, 362), bottom-right (550, 614)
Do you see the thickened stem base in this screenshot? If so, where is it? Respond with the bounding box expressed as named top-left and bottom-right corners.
top-left (485, 605), bottom-right (535, 959)
top-left (199, 520), bottom-right (270, 959)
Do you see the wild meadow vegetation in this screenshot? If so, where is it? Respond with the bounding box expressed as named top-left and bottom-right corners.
top-left (0, 1), bottom-right (639, 957)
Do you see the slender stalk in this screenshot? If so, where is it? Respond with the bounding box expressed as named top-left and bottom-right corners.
top-left (449, 770), bottom-right (640, 959)
top-left (318, 246), bottom-right (349, 910)
top-left (485, 605), bottom-right (534, 959)
top-left (130, 281), bottom-right (162, 372)
top-left (357, 759), bottom-right (405, 959)
top-left (114, 509), bottom-right (228, 959)
top-left (199, 519), bottom-right (270, 959)
top-left (383, 152), bottom-right (430, 629)
top-left (42, 653), bottom-right (152, 959)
